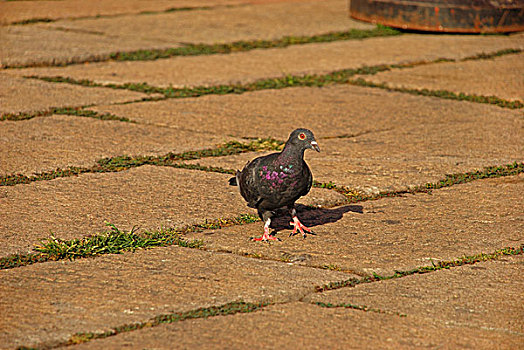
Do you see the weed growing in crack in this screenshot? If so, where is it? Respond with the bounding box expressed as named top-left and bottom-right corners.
top-left (33, 223), bottom-right (203, 259)
top-left (5, 27), bottom-right (401, 68)
top-left (108, 26), bottom-right (401, 61)
top-left (1, 162), bottom-right (521, 269)
top-left (0, 138), bottom-right (284, 186)
top-left (0, 106), bottom-right (131, 123)
top-left (57, 301), bottom-right (269, 347)
top-left (313, 162), bottom-right (524, 203)
top-left (315, 246), bottom-right (523, 293)
top-left (349, 78), bottom-right (523, 109)
top-left (0, 213), bottom-right (260, 269)
top-left (26, 47), bottom-right (522, 109)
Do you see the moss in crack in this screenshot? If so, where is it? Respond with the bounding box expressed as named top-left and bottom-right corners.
top-left (53, 107), bottom-right (133, 122)
top-left (0, 138), bottom-right (283, 186)
top-left (349, 78), bottom-right (523, 109)
top-left (26, 64), bottom-right (392, 98)
top-left (379, 246), bottom-right (524, 281)
top-left (461, 48), bottom-right (521, 61)
top-left (25, 47), bottom-right (522, 109)
top-left (315, 246), bottom-right (523, 293)
top-left (314, 301), bottom-right (406, 317)
top-left (51, 301), bottom-right (269, 347)
top-left (5, 26), bottom-right (400, 68)
top-left (0, 109), bottom-right (53, 121)
top-left (109, 26), bottom-right (401, 61)
top-left (167, 163), bottom-right (236, 175)
top-left (0, 107), bottom-right (131, 122)
top-left (313, 162), bottom-right (524, 203)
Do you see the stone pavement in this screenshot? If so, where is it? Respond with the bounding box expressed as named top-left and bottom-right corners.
top-left (0, 0), bottom-right (522, 349)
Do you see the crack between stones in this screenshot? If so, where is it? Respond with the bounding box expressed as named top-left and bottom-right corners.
top-left (1, 162), bottom-right (522, 271)
top-left (14, 246), bottom-right (522, 349)
top-left (17, 48), bottom-right (522, 109)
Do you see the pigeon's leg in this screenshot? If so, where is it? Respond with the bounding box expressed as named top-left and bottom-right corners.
top-left (289, 207), bottom-right (314, 238)
top-left (252, 211), bottom-right (279, 242)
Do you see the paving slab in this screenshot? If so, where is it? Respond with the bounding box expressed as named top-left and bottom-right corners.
top-left (0, 25), bottom-right (180, 68)
top-left (0, 165), bottom-right (343, 255)
top-left (0, 0), bottom-right (371, 68)
top-left (361, 52), bottom-right (524, 102)
top-left (13, 34), bottom-right (524, 88)
top-left (307, 256), bottom-right (524, 335)
top-left (187, 124), bottom-right (523, 194)
top-left (0, 0), bottom-right (264, 25)
top-left (91, 85), bottom-right (524, 141)
top-left (0, 246), bottom-right (349, 349)
top-left (67, 302), bottom-right (520, 350)
top-left (0, 74), bottom-right (149, 115)
top-left (184, 175), bottom-right (524, 275)
top-left (92, 84), bottom-right (523, 192)
top-left (0, 114), bottom-right (235, 176)
top-left (44, 0), bottom-right (370, 44)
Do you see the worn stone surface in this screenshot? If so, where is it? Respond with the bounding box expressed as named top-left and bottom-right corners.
top-left (0, 247), bottom-right (349, 349)
top-left (187, 128), bottom-right (523, 195)
top-left (184, 175), bottom-right (524, 276)
top-left (124, 84), bottom-right (524, 192)
top-left (0, 0), bottom-right (264, 25)
top-left (0, 25), bottom-right (179, 68)
top-left (68, 302), bottom-right (521, 350)
top-left (0, 114), bottom-right (235, 176)
top-left (307, 256), bottom-right (524, 335)
top-left (13, 34), bottom-right (524, 88)
top-left (362, 52), bottom-right (524, 102)
top-left (0, 165), bottom-right (342, 256)
top-left (1, 0), bottom-right (370, 68)
top-left (0, 74), bottom-right (149, 115)
top-left (0, 166), bottom-right (243, 255)
top-left (44, 0), bottom-right (370, 44)
top-left (2, 0), bottom-right (523, 348)
top-left (91, 84), bottom-right (524, 141)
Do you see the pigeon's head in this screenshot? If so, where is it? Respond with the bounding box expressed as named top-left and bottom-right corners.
top-left (286, 128), bottom-right (320, 152)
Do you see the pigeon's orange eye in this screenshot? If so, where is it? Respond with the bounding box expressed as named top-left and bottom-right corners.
top-left (298, 133), bottom-right (306, 140)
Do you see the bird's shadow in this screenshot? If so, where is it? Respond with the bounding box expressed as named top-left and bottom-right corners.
top-left (270, 204), bottom-right (363, 232)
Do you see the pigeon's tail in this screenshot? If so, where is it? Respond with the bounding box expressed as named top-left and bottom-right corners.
top-left (229, 171), bottom-right (240, 186)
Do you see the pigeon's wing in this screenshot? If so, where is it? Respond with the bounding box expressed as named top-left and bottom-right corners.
top-left (299, 160), bottom-right (313, 197)
top-left (238, 157), bottom-right (264, 208)
top-left (277, 160), bottom-right (312, 207)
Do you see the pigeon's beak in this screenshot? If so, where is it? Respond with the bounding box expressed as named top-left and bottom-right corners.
top-left (310, 140), bottom-right (320, 152)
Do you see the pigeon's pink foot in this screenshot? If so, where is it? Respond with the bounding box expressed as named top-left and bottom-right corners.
top-left (289, 216), bottom-right (314, 238)
top-left (252, 226), bottom-right (279, 242)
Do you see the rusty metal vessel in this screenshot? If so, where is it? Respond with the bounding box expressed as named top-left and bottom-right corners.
top-left (349, 0), bottom-right (524, 33)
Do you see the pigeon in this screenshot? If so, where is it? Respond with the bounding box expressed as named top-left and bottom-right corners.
top-left (229, 128), bottom-right (320, 241)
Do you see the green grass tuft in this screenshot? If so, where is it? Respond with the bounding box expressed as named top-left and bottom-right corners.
top-left (33, 223), bottom-right (203, 259)
top-left (0, 213), bottom-right (260, 269)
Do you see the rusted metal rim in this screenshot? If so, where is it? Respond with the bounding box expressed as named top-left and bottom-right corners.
top-left (349, 0), bottom-right (524, 33)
